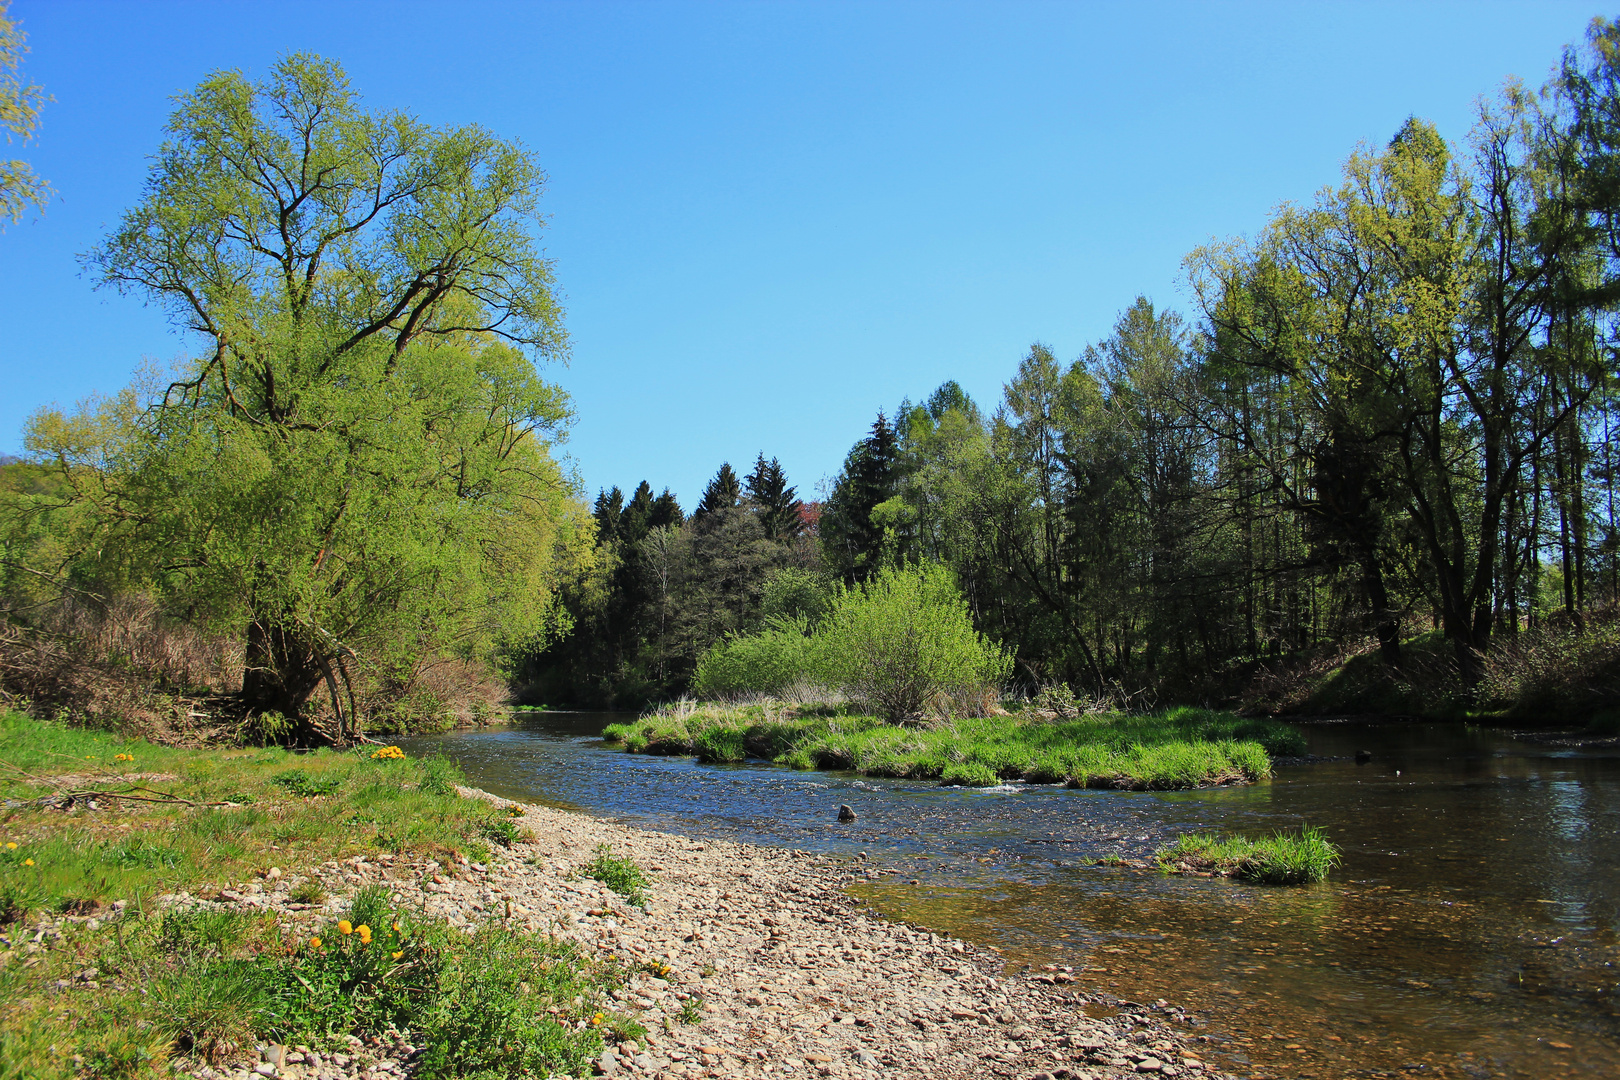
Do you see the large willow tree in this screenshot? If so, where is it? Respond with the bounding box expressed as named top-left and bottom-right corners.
top-left (34, 55), bottom-right (575, 739)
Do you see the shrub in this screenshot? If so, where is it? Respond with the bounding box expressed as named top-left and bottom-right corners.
top-left (691, 615), bottom-right (814, 698)
top-left (1036, 682), bottom-right (1078, 718)
top-left (813, 563), bottom-right (1012, 724)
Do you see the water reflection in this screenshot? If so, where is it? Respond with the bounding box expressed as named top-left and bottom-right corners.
top-left (405, 714), bottom-right (1620, 1079)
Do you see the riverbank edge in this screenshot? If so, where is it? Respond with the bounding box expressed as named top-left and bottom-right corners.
top-left (420, 784), bottom-right (1238, 1080)
top-left (152, 782), bottom-right (1239, 1080)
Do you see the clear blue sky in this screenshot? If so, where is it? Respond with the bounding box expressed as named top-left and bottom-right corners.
top-left (0, 1), bottom-right (1604, 509)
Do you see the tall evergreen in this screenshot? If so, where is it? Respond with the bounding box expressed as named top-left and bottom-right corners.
top-left (593, 486), bottom-right (625, 543)
top-left (821, 412), bottom-right (900, 580)
top-left (696, 463), bottom-right (742, 518)
top-left (620, 481), bottom-right (656, 545)
top-left (650, 488), bottom-right (685, 530)
top-left (745, 453), bottom-right (804, 541)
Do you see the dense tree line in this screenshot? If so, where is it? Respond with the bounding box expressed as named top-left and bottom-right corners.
top-left (533, 20), bottom-right (1620, 708)
top-left (521, 454), bottom-right (816, 705)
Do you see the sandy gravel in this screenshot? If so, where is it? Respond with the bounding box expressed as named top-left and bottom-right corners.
top-left (157, 788), bottom-right (1239, 1080)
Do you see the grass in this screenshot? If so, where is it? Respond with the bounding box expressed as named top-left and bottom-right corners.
top-left (604, 702), bottom-right (1303, 790)
top-left (583, 844), bottom-right (651, 909)
top-left (0, 710), bottom-right (642, 1079)
top-left (1156, 825), bottom-right (1341, 884)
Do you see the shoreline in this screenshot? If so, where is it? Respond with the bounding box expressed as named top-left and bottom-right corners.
top-left (166, 785), bottom-right (1237, 1080)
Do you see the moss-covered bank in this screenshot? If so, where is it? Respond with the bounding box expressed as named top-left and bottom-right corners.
top-left (604, 703), bottom-right (1304, 790)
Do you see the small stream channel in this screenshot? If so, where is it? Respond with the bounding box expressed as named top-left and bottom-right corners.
top-left (402, 713), bottom-right (1620, 1080)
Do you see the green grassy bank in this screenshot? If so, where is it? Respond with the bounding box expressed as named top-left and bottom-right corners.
top-left (604, 704), bottom-right (1304, 790)
top-left (0, 711), bottom-right (636, 1079)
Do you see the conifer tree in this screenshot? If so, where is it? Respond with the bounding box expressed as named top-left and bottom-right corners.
top-left (821, 413), bottom-right (899, 580)
top-left (745, 453), bottom-right (804, 541)
top-left (649, 488), bottom-right (685, 530)
top-left (593, 487), bottom-right (625, 544)
top-left (620, 480), bottom-right (656, 545)
top-left (696, 463), bottom-right (742, 518)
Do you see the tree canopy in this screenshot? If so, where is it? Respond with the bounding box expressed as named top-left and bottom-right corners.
top-left (20, 56), bottom-right (576, 740)
top-left (0, 1), bottom-right (51, 226)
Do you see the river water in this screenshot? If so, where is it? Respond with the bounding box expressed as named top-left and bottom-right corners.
top-left (402, 713), bottom-right (1620, 1080)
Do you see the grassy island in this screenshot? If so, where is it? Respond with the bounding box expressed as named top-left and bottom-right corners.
top-left (603, 703), bottom-right (1304, 790)
top-left (1156, 826), bottom-right (1341, 884)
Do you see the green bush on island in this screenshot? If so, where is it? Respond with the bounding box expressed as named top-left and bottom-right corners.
top-left (691, 615), bottom-right (816, 698)
top-left (814, 562), bottom-right (1013, 723)
top-left (1156, 825), bottom-right (1342, 884)
top-left (689, 562), bottom-right (1011, 722)
top-left (604, 703), bottom-right (1303, 790)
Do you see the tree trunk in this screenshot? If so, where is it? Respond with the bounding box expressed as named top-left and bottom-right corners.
top-left (242, 619), bottom-right (333, 744)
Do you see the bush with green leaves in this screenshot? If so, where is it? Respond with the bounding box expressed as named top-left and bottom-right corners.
top-left (813, 562), bottom-right (1011, 724)
top-left (690, 615), bottom-right (814, 698)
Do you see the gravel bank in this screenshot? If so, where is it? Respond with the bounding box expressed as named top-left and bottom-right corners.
top-left (154, 788), bottom-right (1238, 1080)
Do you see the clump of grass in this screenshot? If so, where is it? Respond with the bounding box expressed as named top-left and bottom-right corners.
top-left (940, 762), bottom-right (1000, 787)
top-left (478, 815), bottom-right (531, 849)
top-left (1157, 825), bottom-right (1341, 885)
top-left (607, 702), bottom-right (1301, 790)
top-left (270, 769), bottom-right (344, 798)
top-left (583, 844), bottom-right (650, 908)
top-left (287, 879), bottom-right (326, 905)
top-left (677, 995), bottom-right (705, 1024)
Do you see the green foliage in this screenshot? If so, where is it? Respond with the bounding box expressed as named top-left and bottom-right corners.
top-left (16, 54), bottom-right (578, 734)
top-left (0, 3), bottom-right (52, 226)
top-left (583, 844), bottom-right (650, 908)
top-left (1157, 825), bottom-right (1341, 885)
top-left (820, 413), bottom-right (901, 581)
top-left (695, 464), bottom-right (742, 518)
top-left (744, 454), bottom-right (804, 541)
top-left (270, 769), bottom-right (344, 799)
top-left (759, 567), bottom-right (835, 627)
top-left (616, 701), bottom-right (1292, 789)
top-left (813, 562), bottom-right (1012, 723)
top-left (690, 615), bottom-right (813, 698)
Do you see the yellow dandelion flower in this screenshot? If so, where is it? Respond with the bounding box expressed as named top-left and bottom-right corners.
top-left (23, 859), bottom-right (33, 867)
top-left (310, 936), bottom-right (323, 949)
top-left (392, 921), bottom-right (402, 933)
top-left (391, 950), bottom-right (403, 960)
top-left (356, 924), bottom-right (372, 943)
top-left (338, 920), bottom-right (353, 935)
top-left (5, 842), bottom-right (16, 850)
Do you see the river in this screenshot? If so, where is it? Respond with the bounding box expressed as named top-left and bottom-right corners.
top-left (402, 713), bottom-right (1620, 1080)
